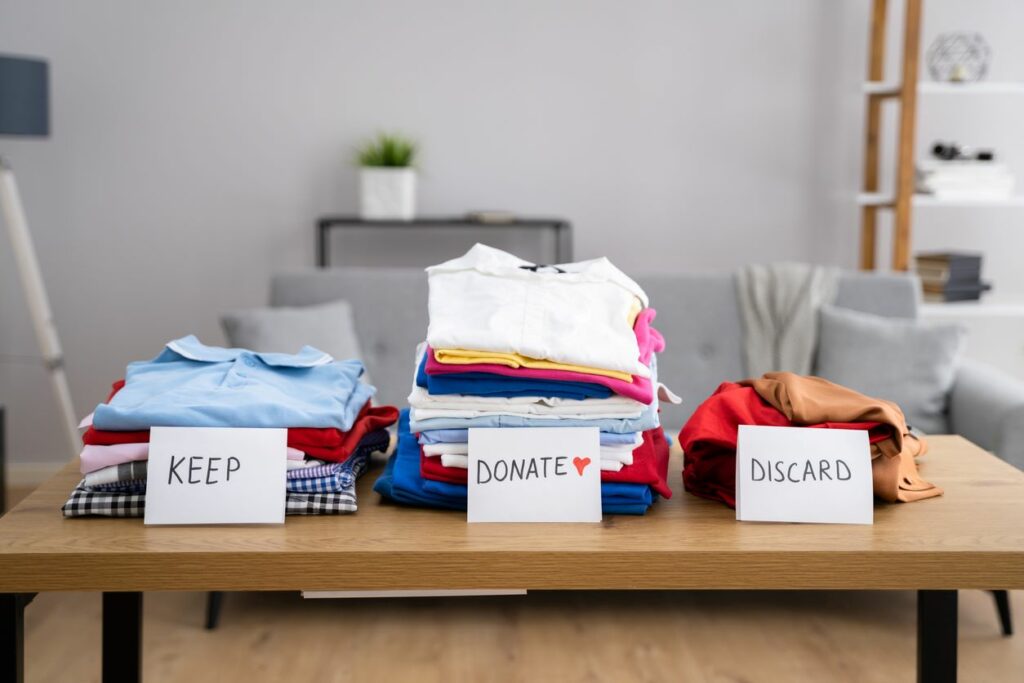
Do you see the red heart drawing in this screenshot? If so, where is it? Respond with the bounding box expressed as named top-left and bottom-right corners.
top-left (572, 456), bottom-right (591, 476)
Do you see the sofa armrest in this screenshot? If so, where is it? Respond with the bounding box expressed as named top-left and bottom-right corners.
top-left (948, 358), bottom-right (1024, 470)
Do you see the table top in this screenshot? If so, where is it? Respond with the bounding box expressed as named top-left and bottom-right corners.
top-left (0, 435), bottom-right (1022, 593)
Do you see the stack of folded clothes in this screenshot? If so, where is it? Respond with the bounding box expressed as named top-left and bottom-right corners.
top-left (63, 335), bottom-right (397, 518)
top-left (374, 244), bottom-right (678, 515)
top-left (678, 372), bottom-right (943, 507)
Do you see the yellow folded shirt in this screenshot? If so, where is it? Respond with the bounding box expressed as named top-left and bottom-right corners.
top-left (432, 348), bottom-right (635, 382)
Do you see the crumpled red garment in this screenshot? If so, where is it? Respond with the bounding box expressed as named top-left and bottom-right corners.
top-left (678, 382), bottom-right (892, 508)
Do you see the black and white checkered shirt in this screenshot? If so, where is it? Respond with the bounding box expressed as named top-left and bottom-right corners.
top-left (62, 482), bottom-right (358, 517)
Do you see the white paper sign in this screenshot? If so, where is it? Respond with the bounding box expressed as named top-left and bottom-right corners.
top-left (468, 427), bottom-right (601, 523)
top-left (736, 425), bottom-right (873, 525)
top-left (145, 427), bottom-right (287, 525)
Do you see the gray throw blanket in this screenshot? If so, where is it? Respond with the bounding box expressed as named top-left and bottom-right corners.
top-left (736, 263), bottom-right (840, 377)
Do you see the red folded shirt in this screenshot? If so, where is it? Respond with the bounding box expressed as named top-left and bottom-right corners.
top-left (419, 426), bottom-right (673, 499)
top-left (600, 426), bottom-right (672, 498)
top-left (421, 451), bottom-right (468, 485)
top-left (81, 380), bottom-right (398, 463)
top-left (678, 382), bottom-right (892, 508)
top-left (291, 404), bottom-right (399, 460)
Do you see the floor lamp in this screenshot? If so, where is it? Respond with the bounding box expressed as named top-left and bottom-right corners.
top-left (0, 54), bottom-right (80, 459)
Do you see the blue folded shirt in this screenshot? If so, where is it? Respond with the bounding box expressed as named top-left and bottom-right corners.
top-left (374, 410), bottom-right (655, 515)
top-left (92, 335), bottom-right (374, 431)
top-left (415, 352), bottom-right (612, 400)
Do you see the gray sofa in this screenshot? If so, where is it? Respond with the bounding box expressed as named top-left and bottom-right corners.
top-left (270, 268), bottom-right (1024, 469)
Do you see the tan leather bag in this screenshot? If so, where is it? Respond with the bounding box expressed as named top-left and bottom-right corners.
top-left (740, 372), bottom-right (942, 503)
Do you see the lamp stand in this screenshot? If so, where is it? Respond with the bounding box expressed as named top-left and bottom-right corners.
top-left (0, 156), bottom-right (80, 459)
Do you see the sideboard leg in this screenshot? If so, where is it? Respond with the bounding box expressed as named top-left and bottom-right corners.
top-left (103, 591), bottom-right (143, 683)
top-left (555, 222), bottom-right (573, 263)
top-left (317, 221), bottom-right (328, 268)
top-left (1, 593), bottom-right (35, 683)
top-left (918, 589), bottom-right (957, 683)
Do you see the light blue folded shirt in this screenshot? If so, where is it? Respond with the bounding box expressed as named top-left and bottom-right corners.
top-left (417, 428), bottom-right (640, 446)
top-left (92, 335), bottom-right (375, 431)
top-left (409, 402), bottom-right (659, 434)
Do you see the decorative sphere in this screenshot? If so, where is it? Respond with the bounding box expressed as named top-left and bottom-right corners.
top-left (926, 32), bottom-right (991, 83)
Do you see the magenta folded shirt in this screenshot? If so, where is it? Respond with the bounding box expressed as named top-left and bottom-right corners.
top-left (425, 308), bottom-right (666, 404)
top-left (79, 442), bottom-right (305, 474)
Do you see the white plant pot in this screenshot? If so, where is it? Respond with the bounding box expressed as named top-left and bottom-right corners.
top-left (359, 167), bottom-right (417, 220)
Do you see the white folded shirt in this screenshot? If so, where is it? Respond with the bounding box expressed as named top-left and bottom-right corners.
top-left (599, 444), bottom-right (636, 466)
top-left (440, 453), bottom-right (469, 468)
top-left (286, 458), bottom-right (326, 471)
top-left (422, 442), bottom-right (469, 456)
top-left (425, 244), bottom-right (651, 377)
top-left (408, 386), bottom-right (644, 420)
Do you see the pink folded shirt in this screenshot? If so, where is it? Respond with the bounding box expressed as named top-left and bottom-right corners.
top-left (79, 443), bottom-right (305, 474)
top-left (425, 308), bottom-right (666, 404)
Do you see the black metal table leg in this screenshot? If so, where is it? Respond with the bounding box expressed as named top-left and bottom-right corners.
top-left (205, 591), bottom-right (224, 630)
top-left (918, 589), bottom-right (958, 683)
top-left (103, 592), bottom-right (143, 683)
top-left (1, 593), bottom-right (35, 683)
top-left (990, 590), bottom-right (1013, 636)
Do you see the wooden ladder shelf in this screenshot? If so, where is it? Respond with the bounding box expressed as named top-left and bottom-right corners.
top-left (860, 0), bottom-right (923, 271)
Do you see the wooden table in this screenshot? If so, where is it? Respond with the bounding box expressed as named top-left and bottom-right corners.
top-left (1, 435), bottom-right (1022, 682)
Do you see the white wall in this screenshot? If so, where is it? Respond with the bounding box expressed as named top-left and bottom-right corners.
top-left (0, 1), bottom-right (1020, 464)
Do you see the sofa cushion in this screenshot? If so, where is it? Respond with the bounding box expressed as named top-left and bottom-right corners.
top-left (636, 271), bottom-right (920, 432)
top-left (814, 304), bottom-right (966, 434)
top-left (220, 299), bottom-right (368, 382)
top-left (270, 269), bottom-right (429, 410)
top-left (833, 271), bottom-right (919, 318)
top-left (636, 274), bottom-right (745, 431)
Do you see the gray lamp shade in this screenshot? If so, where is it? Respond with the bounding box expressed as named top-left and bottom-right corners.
top-left (0, 54), bottom-right (50, 136)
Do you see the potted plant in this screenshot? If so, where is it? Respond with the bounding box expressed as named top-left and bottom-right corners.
top-left (356, 132), bottom-right (418, 220)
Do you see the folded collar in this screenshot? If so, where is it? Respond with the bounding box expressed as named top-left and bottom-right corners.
top-left (165, 335), bottom-right (333, 367)
top-left (425, 243), bottom-right (649, 306)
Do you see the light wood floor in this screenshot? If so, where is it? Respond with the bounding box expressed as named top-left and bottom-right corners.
top-left (19, 589), bottom-right (1023, 682)
top-left (7, 489), bottom-right (1023, 682)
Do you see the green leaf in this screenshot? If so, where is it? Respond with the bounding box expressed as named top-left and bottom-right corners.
top-left (355, 132), bottom-right (417, 167)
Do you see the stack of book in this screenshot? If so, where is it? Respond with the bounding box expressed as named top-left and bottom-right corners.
top-left (916, 159), bottom-right (1015, 200)
top-left (915, 252), bottom-right (991, 302)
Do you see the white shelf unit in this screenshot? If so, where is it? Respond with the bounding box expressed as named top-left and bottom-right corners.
top-left (921, 301), bottom-right (1024, 382)
top-left (920, 301), bottom-right (1024, 318)
top-left (857, 193), bottom-right (1024, 207)
top-left (858, 0), bottom-right (1024, 272)
top-left (863, 81), bottom-right (1024, 95)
